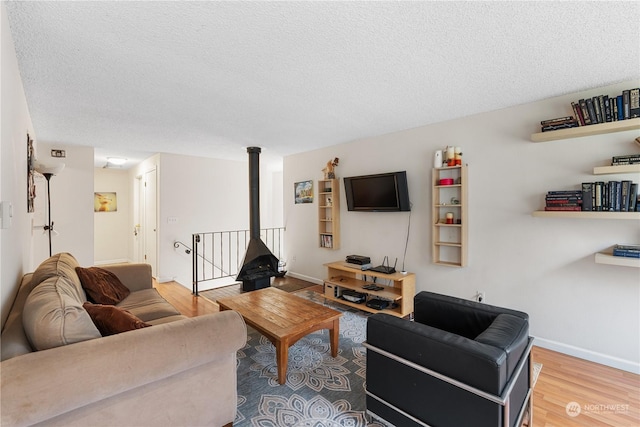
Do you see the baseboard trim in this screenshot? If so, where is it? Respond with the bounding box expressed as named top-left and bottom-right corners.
top-left (534, 336), bottom-right (640, 374)
top-left (285, 271), bottom-right (324, 286)
top-left (94, 258), bottom-right (130, 266)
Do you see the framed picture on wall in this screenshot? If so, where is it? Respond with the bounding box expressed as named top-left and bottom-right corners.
top-left (94, 192), bottom-right (117, 212)
top-left (294, 180), bottom-right (313, 204)
top-left (27, 134), bottom-right (35, 213)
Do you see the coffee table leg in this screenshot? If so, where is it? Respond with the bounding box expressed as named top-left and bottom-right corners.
top-left (276, 340), bottom-right (288, 385)
top-left (330, 318), bottom-right (339, 357)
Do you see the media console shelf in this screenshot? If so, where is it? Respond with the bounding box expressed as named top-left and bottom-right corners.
top-left (323, 261), bottom-right (415, 318)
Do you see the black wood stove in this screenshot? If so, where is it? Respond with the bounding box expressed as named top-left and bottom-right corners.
top-left (236, 147), bottom-right (280, 291)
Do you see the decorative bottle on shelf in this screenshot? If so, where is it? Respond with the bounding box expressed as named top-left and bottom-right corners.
top-left (434, 150), bottom-right (443, 168)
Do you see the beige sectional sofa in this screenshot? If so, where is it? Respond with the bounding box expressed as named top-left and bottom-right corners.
top-left (1, 253), bottom-right (247, 427)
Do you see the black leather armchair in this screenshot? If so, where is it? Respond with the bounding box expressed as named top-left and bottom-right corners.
top-left (365, 291), bottom-right (533, 427)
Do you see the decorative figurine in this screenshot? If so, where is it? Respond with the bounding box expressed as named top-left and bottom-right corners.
top-left (323, 157), bottom-right (339, 179)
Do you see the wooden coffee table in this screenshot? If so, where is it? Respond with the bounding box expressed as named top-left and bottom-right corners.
top-left (217, 287), bottom-right (342, 384)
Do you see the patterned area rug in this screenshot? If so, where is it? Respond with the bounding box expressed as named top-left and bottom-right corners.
top-left (233, 290), bottom-right (542, 427)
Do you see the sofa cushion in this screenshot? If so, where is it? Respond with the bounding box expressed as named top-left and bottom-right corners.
top-left (30, 253), bottom-right (84, 295)
top-left (117, 288), bottom-right (182, 322)
top-left (83, 302), bottom-right (151, 336)
top-left (76, 266), bottom-right (131, 305)
top-left (23, 276), bottom-right (101, 350)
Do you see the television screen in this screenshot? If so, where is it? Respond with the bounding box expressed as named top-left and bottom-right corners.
top-left (343, 171), bottom-right (411, 211)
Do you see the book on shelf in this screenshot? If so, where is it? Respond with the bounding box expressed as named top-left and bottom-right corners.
top-left (578, 180), bottom-right (639, 212)
top-left (630, 183), bottom-right (638, 211)
top-left (623, 90), bottom-right (631, 119)
top-left (631, 88), bottom-right (640, 118)
top-left (581, 183), bottom-right (593, 211)
top-left (621, 180), bottom-right (632, 212)
top-left (586, 98), bottom-right (597, 124)
top-left (539, 88), bottom-right (639, 132)
top-left (612, 154), bottom-right (640, 165)
top-left (616, 95), bottom-right (624, 120)
top-left (593, 96), bottom-right (603, 123)
top-left (571, 102), bottom-right (585, 126)
top-left (543, 190), bottom-right (581, 210)
top-left (320, 234), bottom-right (333, 248)
top-left (612, 244), bottom-right (640, 258)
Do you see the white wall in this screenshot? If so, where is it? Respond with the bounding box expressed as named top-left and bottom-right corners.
top-left (130, 152), bottom-right (283, 288)
top-left (33, 142), bottom-right (95, 268)
top-left (284, 80), bottom-right (640, 372)
top-left (94, 168), bottom-right (130, 264)
top-left (0, 3), bottom-right (35, 327)
top-left (1, 6), bottom-right (94, 327)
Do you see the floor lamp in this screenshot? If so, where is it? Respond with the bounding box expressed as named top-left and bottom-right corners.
top-left (35, 163), bottom-right (65, 257)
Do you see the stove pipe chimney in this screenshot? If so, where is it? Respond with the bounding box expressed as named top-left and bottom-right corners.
top-left (236, 147), bottom-right (279, 291)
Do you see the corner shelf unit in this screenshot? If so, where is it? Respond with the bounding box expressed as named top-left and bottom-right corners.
top-left (432, 165), bottom-right (468, 267)
top-left (318, 179), bottom-right (340, 249)
top-left (323, 261), bottom-right (415, 317)
top-left (530, 118), bottom-right (640, 142)
top-left (531, 115), bottom-right (640, 268)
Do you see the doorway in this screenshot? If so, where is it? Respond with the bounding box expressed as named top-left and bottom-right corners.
top-left (136, 168), bottom-right (157, 277)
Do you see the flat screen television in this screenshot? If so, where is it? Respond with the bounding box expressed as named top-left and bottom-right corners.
top-left (343, 171), bottom-right (411, 212)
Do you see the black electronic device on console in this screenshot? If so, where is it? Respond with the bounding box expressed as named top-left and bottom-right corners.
top-left (341, 290), bottom-right (367, 304)
top-left (366, 298), bottom-right (390, 310)
top-left (369, 256), bottom-right (397, 274)
top-left (346, 255), bottom-right (371, 265)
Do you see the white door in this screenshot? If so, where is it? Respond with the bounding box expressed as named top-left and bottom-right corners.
top-left (144, 169), bottom-right (158, 277)
top-left (133, 175), bottom-right (144, 263)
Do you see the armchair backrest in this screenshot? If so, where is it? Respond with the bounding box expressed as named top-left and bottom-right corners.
top-left (414, 291), bottom-right (529, 339)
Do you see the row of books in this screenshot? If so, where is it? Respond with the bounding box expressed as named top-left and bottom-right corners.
top-left (612, 244), bottom-right (640, 259)
top-left (320, 234), bottom-right (334, 248)
top-left (539, 87), bottom-right (640, 132)
top-left (544, 180), bottom-right (639, 212)
top-left (612, 154), bottom-right (640, 166)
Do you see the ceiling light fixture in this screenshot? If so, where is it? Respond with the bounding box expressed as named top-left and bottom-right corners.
top-left (107, 157), bottom-right (127, 165)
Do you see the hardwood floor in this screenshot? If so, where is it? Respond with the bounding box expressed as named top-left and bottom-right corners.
top-left (155, 280), bottom-right (639, 427)
top-left (153, 280), bottom-right (220, 316)
top-left (531, 346), bottom-right (639, 427)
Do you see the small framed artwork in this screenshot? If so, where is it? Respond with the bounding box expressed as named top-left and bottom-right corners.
top-left (94, 192), bottom-right (117, 212)
top-left (294, 180), bottom-right (313, 204)
top-left (27, 134), bottom-right (35, 213)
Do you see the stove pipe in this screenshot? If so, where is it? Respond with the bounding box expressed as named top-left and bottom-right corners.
top-left (236, 147), bottom-right (279, 291)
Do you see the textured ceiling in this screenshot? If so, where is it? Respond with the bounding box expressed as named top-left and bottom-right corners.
top-left (5, 1), bottom-right (640, 167)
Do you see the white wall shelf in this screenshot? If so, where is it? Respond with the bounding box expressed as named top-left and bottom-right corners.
top-left (593, 164), bottom-right (640, 175)
top-left (531, 118), bottom-right (640, 142)
top-left (594, 252), bottom-right (640, 268)
top-left (532, 211), bottom-right (640, 220)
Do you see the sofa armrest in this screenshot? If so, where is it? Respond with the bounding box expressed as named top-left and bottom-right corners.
top-left (1, 311), bottom-right (247, 427)
top-left (100, 263), bottom-right (153, 291)
top-left (367, 313), bottom-right (507, 395)
top-left (414, 291), bottom-right (529, 339)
